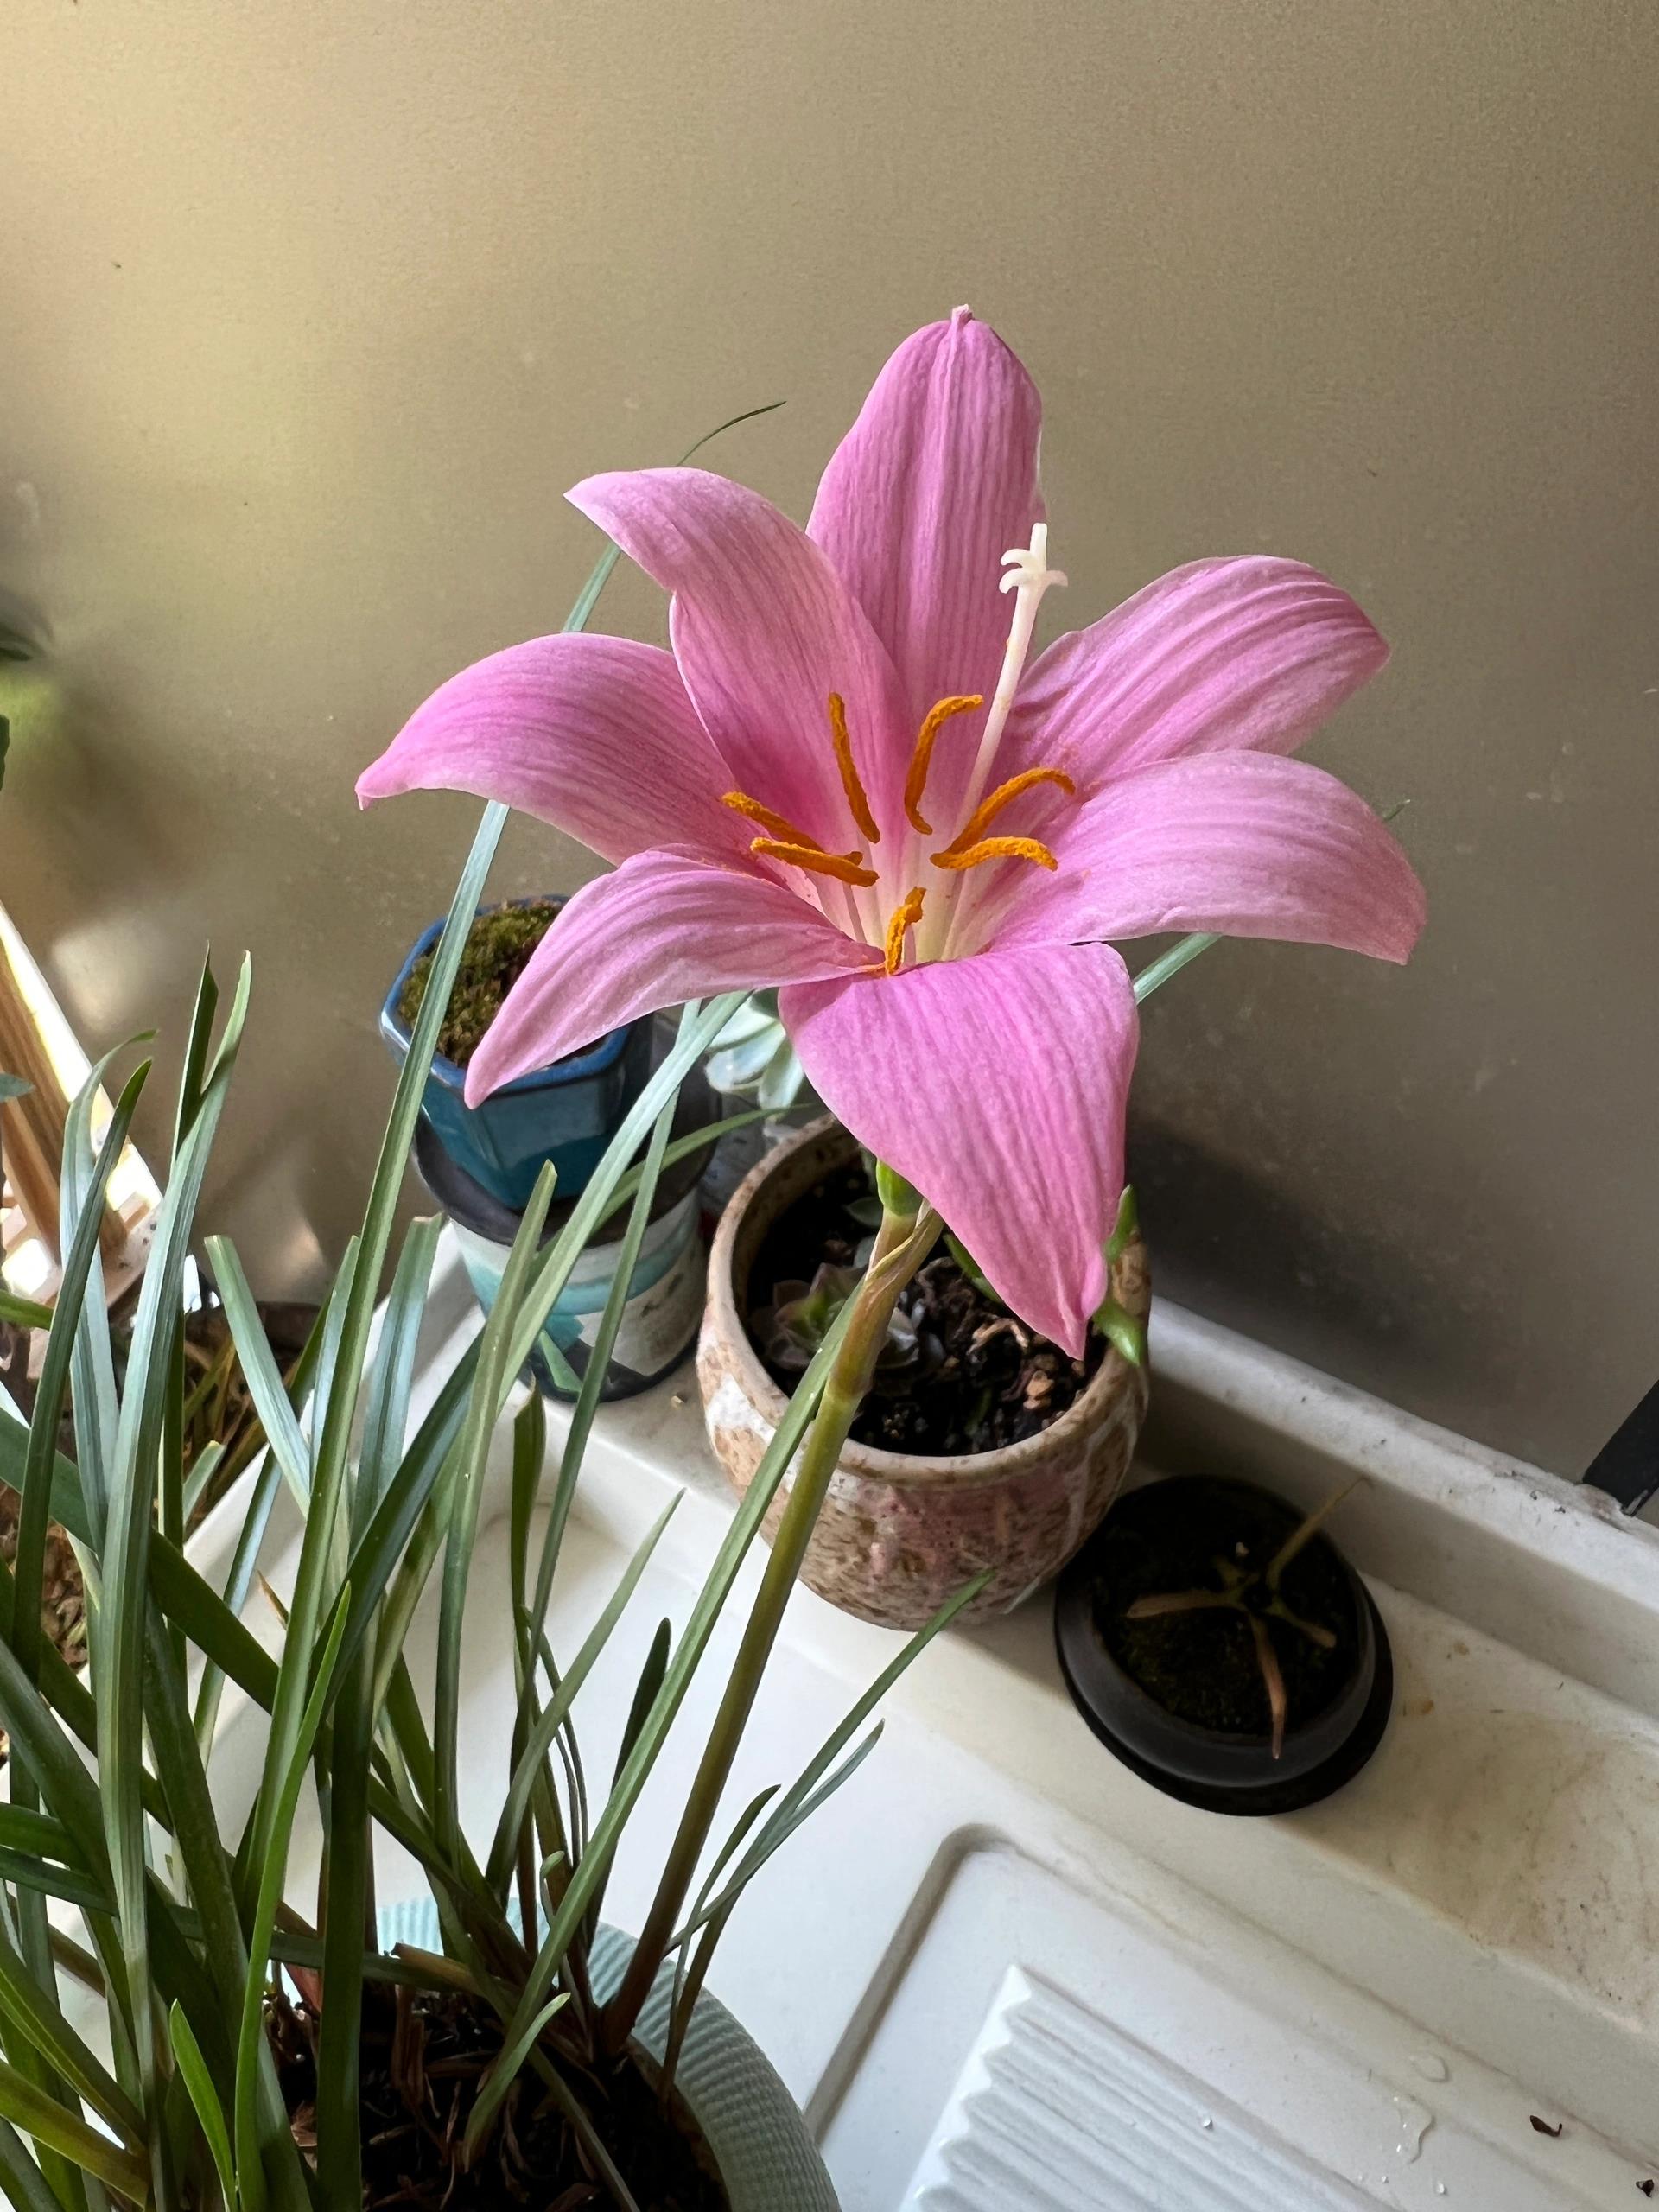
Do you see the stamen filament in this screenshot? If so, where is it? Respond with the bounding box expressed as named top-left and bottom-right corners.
top-left (827, 695), bottom-right (880, 845)
top-left (936, 766), bottom-right (1076, 857)
top-left (903, 695), bottom-right (983, 834)
top-left (722, 791), bottom-right (831, 849)
top-left (929, 835), bottom-right (1058, 874)
top-left (882, 887), bottom-right (926, 976)
top-left (750, 838), bottom-right (880, 887)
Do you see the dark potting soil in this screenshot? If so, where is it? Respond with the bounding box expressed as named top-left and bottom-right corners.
top-left (398, 901), bottom-right (562, 1068)
top-left (1090, 1479), bottom-right (1359, 1737)
top-left (268, 1980), bottom-right (728, 2212)
top-left (746, 1159), bottom-right (1105, 1456)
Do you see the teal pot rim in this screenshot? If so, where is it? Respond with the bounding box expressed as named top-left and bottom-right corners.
top-left (379, 898), bottom-right (634, 1100)
top-left (374, 1900), bottom-right (839, 2210)
top-left (411, 1051), bottom-right (718, 1245)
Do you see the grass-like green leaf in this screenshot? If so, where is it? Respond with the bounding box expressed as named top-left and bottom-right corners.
top-left (9, 1032), bottom-right (147, 2050)
top-left (0, 1853), bottom-right (108, 1916)
top-left (0, 2059), bottom-right (149, 2205)
top-left (0, 1916), bottom-right (143, 2145)
top-left (527, 1052), bottom-right (679, 1662)
top-left (659, 1782), bottom-right (776, 2089)
top-left (99, 958), bottom-right (251, 2184)
top-left (167, 2005), bottom-right (235, 2209)
top-left (485, 1291), bottom-right (858, 2065)
top-left (0, 2111), bottom-right (70, 2212)
top-left (58, 1043), bottom-right (153, 1542)
top-left (458, 1991), bottom-right (570, 2165)
top-left (486, 1493), bottom-right (681, 1895)
top-left (612, 1619), bottom-right (671, 1796)
top-left (434, 1161), bottom-right (558, 1865)
top-left (1132, 930), bottom-right (1220, 1002)
top-left (242, 805), bottom-right (505, 1937)
top-left (314, 1213), bottom-right (443, 2202)
top-left (6, 1039), bottom-right (143, 2190)
top-left (671, 1569), bottom-right (989, 1951)
top-left (202, 1237), bottom-right (315, 1507)
top-left (232, 1582), bottom-right (350, 2212)
top-left (500, 994), bottom-right (746, 1396)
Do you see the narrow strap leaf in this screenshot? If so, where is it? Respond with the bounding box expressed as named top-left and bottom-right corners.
top-left (0, 2057), bottom-right (149, 2204)
top-left (484, 1493), bottom-right (681, 1893)
top-left (232, 1582), bottom-right (351, 2212)
top-left (486, 1294), bottom-right (858, 2064)
top-left (0, 1916), bottom-right (144, 2143)
top-left (458, 1992), bottom-right (570, 2164)
top-left (168, 2004), bottom-right (236, 2209)
top-left (1132, 929), bottom-right (1219, 1001)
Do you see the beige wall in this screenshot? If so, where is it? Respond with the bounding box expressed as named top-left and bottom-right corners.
top-left (3, 2), bottom-right (1656, 1474)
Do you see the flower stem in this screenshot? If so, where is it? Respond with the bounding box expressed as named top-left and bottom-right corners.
top-left (601, 1192), bottom-right (940, 2050)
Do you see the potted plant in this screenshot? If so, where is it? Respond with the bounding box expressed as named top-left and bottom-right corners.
top-left (699, 1116), bottom-right (1151, 1625)
top-left (360, 309), bottom-right (1426, 1634)
top-left (0, 448), bottom-right (1034, 2209)
top-left (1054, 1474), bottom-right (1391, 1813)
top-left (0, 894), bottom-right (982, 2208)
top-left (381, 896), bottom-right (654, 1210)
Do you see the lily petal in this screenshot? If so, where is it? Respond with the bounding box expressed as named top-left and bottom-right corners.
top-left (358, 633), bottom-right (746, 868)
top-left (465, 849), bottom-right (873, 1104)
top-left (781, 942), bottom-right (1138, 1357)
top-left (568, 468), bottom-right (908, 853)
top-left (999, 557), bottom-right (1389, 790)
top-left (808, 308), bottom-right (1044, 828)
top-left (994, 751), bottom-right (1426, 961)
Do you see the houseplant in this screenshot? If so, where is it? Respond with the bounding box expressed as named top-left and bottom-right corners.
top-left (381, 895), bottom-right (653, 1210)
top-left (360, 308), bottom-right (1427, 1628)
top-left (0, 496), bottom-right (982, 2209)
top-left (1054, 1474), bottom-right (1390, 1813)
top-left (0, 889), bottom-right (983, 2209)
top-left (699, 1116), bottom-right (1150, 1626)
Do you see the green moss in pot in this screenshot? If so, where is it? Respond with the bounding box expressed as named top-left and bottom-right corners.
top-left (381, 898), bottom-right (653, 1210)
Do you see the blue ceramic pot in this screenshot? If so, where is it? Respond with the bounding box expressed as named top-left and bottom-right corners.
top-left (414, 1115), bottom-right (709, 1403)
top-left (380, 899), bottom-right (652, 1210)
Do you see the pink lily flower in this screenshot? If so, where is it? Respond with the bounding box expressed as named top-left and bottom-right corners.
top-left (359, 310), bottom-right (1424, 1355)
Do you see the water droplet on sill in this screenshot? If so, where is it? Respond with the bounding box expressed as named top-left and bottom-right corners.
top-left (1392, 2094), bottom-right (1434, 2163)
top-left (1410, 2053), bottom-right (1450, 2083)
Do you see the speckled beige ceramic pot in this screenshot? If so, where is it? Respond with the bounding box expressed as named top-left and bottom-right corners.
top-left (697, 1117), bottom-right (1151, 1630)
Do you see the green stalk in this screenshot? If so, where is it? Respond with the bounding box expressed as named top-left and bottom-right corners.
top-left (1132, 930), bottom-right (1219, 1002)
top-left (602, 1192), bottom-right (941, 2047)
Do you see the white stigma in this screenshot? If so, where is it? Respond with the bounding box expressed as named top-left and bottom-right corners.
top-left (958, 524), bottom-right (1067, 820)
top-left (998, 521), bottom-right (1068, 604)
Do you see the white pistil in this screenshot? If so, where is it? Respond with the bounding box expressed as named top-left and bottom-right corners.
top-left (957, 524), bottom-right (1066, 823)
top-left (913, 524), bottom-right (1065, 962)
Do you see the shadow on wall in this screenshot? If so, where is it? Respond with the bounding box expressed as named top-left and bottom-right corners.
top-left (1126, 1120), bottom-right (1524, 1448)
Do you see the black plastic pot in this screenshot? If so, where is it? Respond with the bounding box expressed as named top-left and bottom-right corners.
top-left (1054, 1474), bottom-right (1392, 1815)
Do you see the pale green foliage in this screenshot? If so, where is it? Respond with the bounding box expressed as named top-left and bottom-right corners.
top-left (0, 419), bottom-right (970, 2211)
